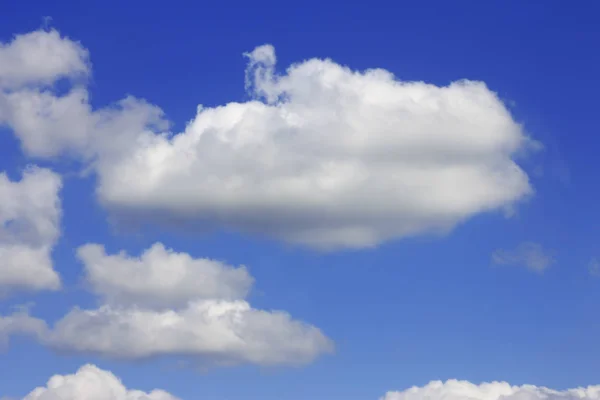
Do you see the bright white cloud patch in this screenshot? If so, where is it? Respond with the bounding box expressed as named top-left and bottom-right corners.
top-left (0, 30), bottom-right (537, 250)
top-left (382, 379), bottom-right (600, 400)
top-left (492, 242), bottom-right (555, 273)
top-left (0, 88), bottom-right (166, 159)
top-left (0, 167), bottom-right (62, 293)
top-left (0, 29), bottom-right (88, 90)
top-left (0, 243), bottom-right (332, 367)
top-left (95, 45), bottom-right (536, 250)
top-left (22, 364), bottom-right (178, 400)
top-left (78, 242), bottom-right (253, 308)
top-left (46, 300), bottom-right (331, 366)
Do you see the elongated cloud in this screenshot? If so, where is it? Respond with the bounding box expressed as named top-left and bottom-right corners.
top-left (0, 30), bottom-right (537, 250)
top-left (0, 167), bottom-right (62, 293)
top-left (22, 364), bottom-right (178, 400)
top-left (47, 300), bottom-right (331, 366)
top-left (381, 379), bottom-right (600, 400)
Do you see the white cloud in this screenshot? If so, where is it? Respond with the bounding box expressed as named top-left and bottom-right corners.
top-left (0, 30), bottom-right (538, 250)
top-left (22, 364), bottom-right (178, 400)
top-left (0, 167), bottom-right (62, 293)
top-left (381, 379), bottom-right (600, 400)
top-left (94, 45), bottom-right (536, 250)
top-left (46, 300), bottom-right (332, 366)
top-left (0, 310), bottom-right (47, 348)
top-left (0, 243), bottom-right (332, 367)
top-left (78, 242), bottom-right (253, 308)
top-left (0, 29), bottom-right (88, 90)
top-left (1, 88), bottom-right (166, 159)
top-left (492, 242), bottom-right (555, 273)
top-left (0, 30), bottom-right (161, 159)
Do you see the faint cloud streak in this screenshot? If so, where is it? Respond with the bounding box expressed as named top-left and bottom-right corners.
top-left (588, 257), bottom-right (600, 277)
top-left (492, 242), bottom-right (556, 273)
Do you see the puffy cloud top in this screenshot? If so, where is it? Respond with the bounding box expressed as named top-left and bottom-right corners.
top-left (23, 364), bottom-right (178, 400)
top-left (0, 29), bottom-right (88, 90)
top-left (382, 379), bottom-right (600, 400)
top-left (78, 242), bottom-right (253, 308)
top-left (19, 374), bottom-right (600, 400)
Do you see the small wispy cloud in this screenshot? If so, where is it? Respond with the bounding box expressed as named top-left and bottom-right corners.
top-left (491, 242), bottom-right (556, 273)
top-left (588, 258), bottom-right (600, 277)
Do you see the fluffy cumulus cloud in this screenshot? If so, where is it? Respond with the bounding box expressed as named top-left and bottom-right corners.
top-left (0, 29), bottom-right (88, 90)
top-left (0, 243), bottom-right (333, 367)
top-left (492, 242), bottom-right (555, 273)
top-left (381, 379), bottom-right (600, 400)
top-left (0, 29), bottom-right (332, 367)
top-left (22, 364), bottom-right (178, 400)
top-left (0, 30), bottom-right (537, 250)
top-left (77, 242), bottom-right (253, 308)
top-left (0, 29), bottom-right (163, 159)
top-left (47, 299), bottom-right (331, 366)
top-left (0, 167), bottom-right (62, 293)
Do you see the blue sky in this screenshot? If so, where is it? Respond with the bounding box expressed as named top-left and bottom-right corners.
top-left (1, 1), bottom-right (600, 399)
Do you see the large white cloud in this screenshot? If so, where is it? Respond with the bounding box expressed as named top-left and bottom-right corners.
top-left (78, 242), bottom-right (253, 308)
top-left (382, 380), bottom-right (600, 400)
top-left (0, 243), bottom-right (332, 367)
top-left (0, 30), bottom-right (538, 250)
top-left (22, 364), bottom-right (178, 400)
top-left (0, 167), bottom-right (62, 293)
top-left (95, 45), bottom-right (536, 250)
